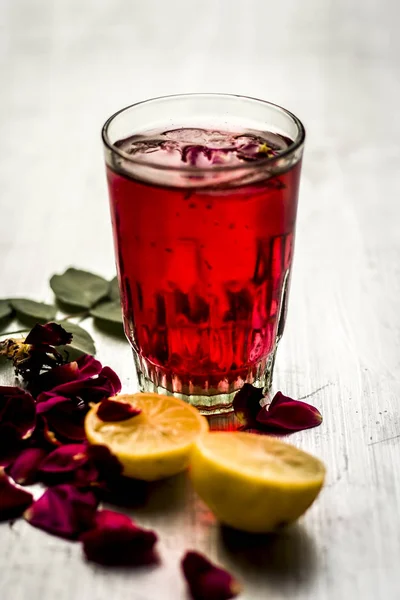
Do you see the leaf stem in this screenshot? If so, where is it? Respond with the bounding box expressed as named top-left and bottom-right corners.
top-left (0, 328), bottom-right (29, 337)
top-left (61, 311), bottom-right (90, 322)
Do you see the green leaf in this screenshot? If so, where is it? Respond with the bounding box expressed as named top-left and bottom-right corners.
top-left (0, 300), bottom-right (13, 320)
top-left (90, 300), bottom-right (123, 324)
top-left (50, 268), bottom-right (109, 309)
top-left (55, 321), bottom-right (96, 358)
top-left (108, 276), bottom-right (120, 301)
top-left (10, 298), bottom-right (57, 322)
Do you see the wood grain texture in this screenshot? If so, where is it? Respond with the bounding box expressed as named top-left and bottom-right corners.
top-left (1, 0), bottom-right (400, 598)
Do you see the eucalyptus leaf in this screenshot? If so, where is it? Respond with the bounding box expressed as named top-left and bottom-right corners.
top-left (90, 300), bottom-right (123, 324)
top-left (109, 277), bottom-right (120, 301)
top-left (0, 300), bottom-right (13, 320)
top-left (55, 321), bottom-right (96, 357)
top-left (10, 298), bottom-right (57, 322)
top-left (50, 268), bottom-right (109, 309)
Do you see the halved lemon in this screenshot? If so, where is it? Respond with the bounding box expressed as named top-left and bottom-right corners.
top-left (85, 393), bottom-right (209, 481)
top-left (190, 432), bottom-right (325, 533)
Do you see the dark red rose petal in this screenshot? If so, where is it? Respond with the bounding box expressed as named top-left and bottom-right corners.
top-left (85, 444), bottom-right (123, 483)
top-left (0, 386), bottom-right (36, 438)
top-left (97, 398), bottom-right (141, 422)
top-left (39, 444), bottom-right (88, 475)
top-left (8, 448), bottom-right (47, 486)
top-left (81, 520), bottom-right (158, 566)
top-left (25, 323), bottom-right (73, 346)
top-left (0, 424), bottom-right (23, 467)
top-left (0, 469), bottom-right (33, 521)
top-left (29, 355), bottom-right (103, 396)
top-left (232, 383), bottom-right (264, 428)
top-left (24, 484), bottom-right (98, 539)
top-left (256, 392), bottom-right (323, 433)
top-left (182, 551), bottom-right (241, 600)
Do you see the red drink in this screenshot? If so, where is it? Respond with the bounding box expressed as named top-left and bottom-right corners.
top-left (103, 95), bottom-right (305, 413)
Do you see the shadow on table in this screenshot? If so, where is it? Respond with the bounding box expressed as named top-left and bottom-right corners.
top-left (217, 523), bottom-right (319, 591)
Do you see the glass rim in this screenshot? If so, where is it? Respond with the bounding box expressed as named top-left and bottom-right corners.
top-left (101, 93), bottom-right (305, 174)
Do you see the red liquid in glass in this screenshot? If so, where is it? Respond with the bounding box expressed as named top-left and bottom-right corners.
top-left (107, 128), bottom-right (301, 395)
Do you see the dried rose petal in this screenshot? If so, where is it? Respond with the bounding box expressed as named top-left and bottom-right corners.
top-left (74, 445), bottom-right (123, 488)
top-left (81, 518), bottom-right (158, 566)
top-left (0, 386), bottom-right (36, 438)
top-left (232, 383), bottom-right (264, 428)
top-left (24, 484), bottom-right (98, 539)
top-left (8, 448), bottom-right (47, 485)
top-left (39, 444), bottom-right (88, 476)
top-left (0, 468), bottom-right (33, 521)
top-left (97, 398), bottom-right (141, 422)
top-left (25, 323), bottom-right (72, 346)
top-left (182, 551), bottom-right (241, 600)
top-left (29, 354), bottom-right (102, 396)
top-left (36, 366), bottom-right (121, 443)
top-left (0, 424), bottom-right (23, 467)
top-left (256, 392), bottom-right (323, 433)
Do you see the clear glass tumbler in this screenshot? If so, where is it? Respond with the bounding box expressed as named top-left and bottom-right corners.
top-left (102, 93), bottom-right (305, 414)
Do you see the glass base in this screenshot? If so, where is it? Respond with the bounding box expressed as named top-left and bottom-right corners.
top-left (133, 348), bottom-right (278, 415)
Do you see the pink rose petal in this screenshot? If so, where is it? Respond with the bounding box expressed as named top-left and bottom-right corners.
top-left (81, 517), bottom-right (158, 566)
top-left (24, 484), bottom-right (98, 539)
top-left (0, 468), bottom-right (33, 521)
top-left (256, 392), bottom-right (323, 432)
top-left (8, 448), bottom-right (47, 486)
top-left (182, 551), bottom-right (241, 600)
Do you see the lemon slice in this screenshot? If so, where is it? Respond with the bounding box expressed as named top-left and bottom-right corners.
top-left (190, 432), bottom-right (325, 533)
top-left (85, 393), bottom-right (209, 481)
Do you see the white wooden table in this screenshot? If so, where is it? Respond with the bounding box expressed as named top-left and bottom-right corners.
top-left (1, 1), bottom-right (400, 598)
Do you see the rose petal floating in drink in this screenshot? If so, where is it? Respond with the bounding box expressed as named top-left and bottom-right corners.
top-left (182, 551), bottom-right (241, 600)
top-left (0, 469), bottom-right (33, 521)
top-left (257, 391), bottom-right (323, 433)
top-left (8, 448), bottom-right (47, 486)
top-left (97, 398), bottom-right (142, 422)
top-left (25, 484), bottom-right (98, 539)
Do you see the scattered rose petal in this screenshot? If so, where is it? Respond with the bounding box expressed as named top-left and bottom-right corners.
top-left (256, 392), bottom-right (323, 432)
top-left (81, 516), bottom-right (158, 566)
top-left (8, 448), bottom-right (47, 486)
top-left (97, 398), bottom-right (141, 422)
top-left (36, 367), bottom-right (121, 443)
top-left (0, 324), bottom-right (68, 383)
top-left (29, 354), bottom-right (102, 396)
top-left (24, 484), bottom-right (98, 539)
top-left (0, 386), bottom-right (36, 438)
top-left (232, 383), bottom-right (264, 428)
top-left (182, 551), bottom-right (241, 600)
top-left (74, 445), bottom-right (123, 489)
top-left (0, 468), bottom-right (33, 521)
top-left (25, 323), bottom-right (73, 347)
top-left (39, 444), bottom-right (88, 478)
top-left (0, 424), bottom-right (24, 467)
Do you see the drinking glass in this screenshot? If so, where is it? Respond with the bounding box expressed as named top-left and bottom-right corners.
top-left (102, 94), bottom-right (305, 414)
